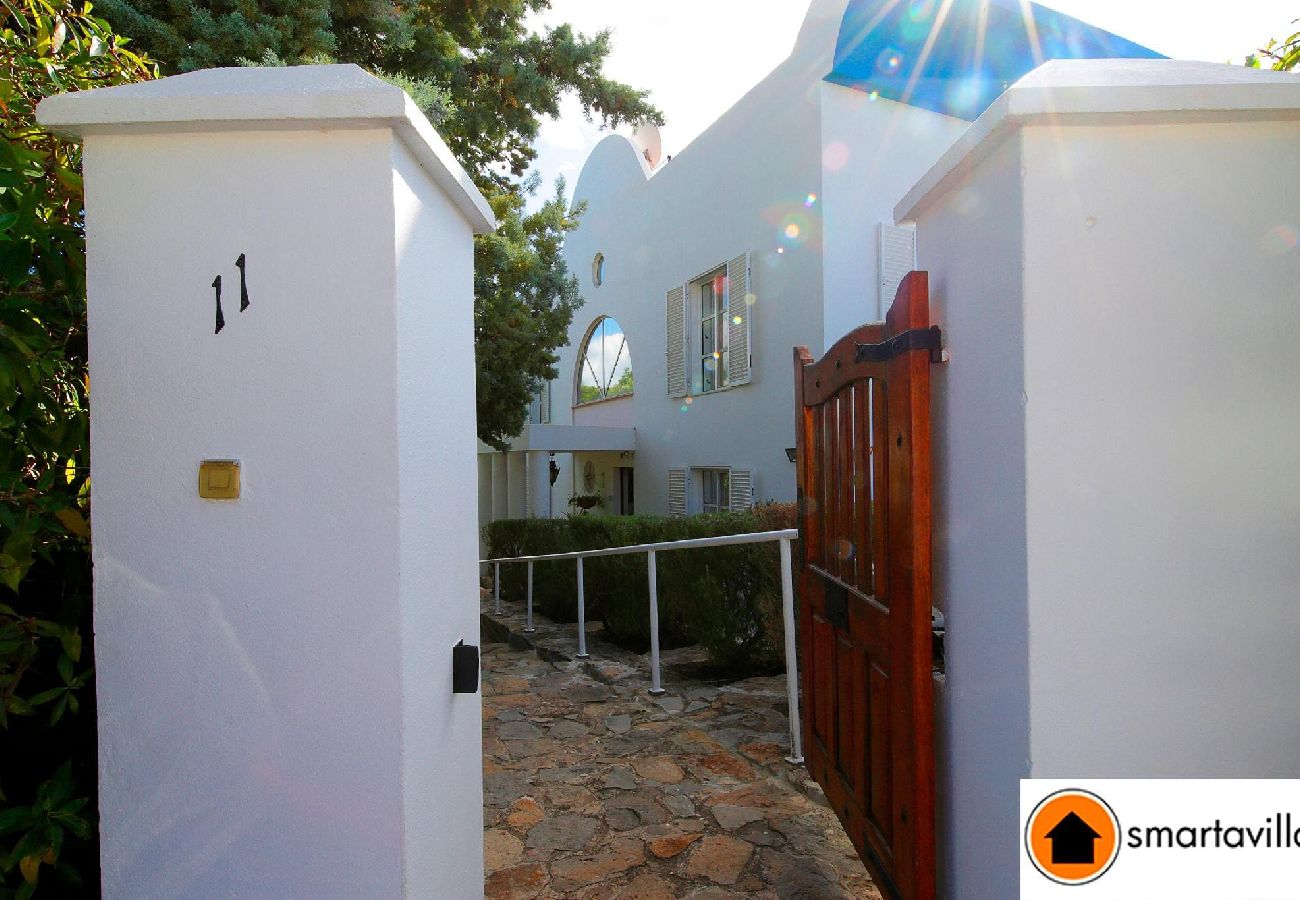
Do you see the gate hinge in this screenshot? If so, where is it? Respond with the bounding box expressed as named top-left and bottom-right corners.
top-left (854, 325), bottom-right (944, 364)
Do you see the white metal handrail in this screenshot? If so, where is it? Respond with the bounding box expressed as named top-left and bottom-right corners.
top-left (481, 528), bottom-right (803, 765)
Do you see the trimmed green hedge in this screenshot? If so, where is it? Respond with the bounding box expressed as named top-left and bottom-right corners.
top-left (484, 504), bottom-right (797, 672)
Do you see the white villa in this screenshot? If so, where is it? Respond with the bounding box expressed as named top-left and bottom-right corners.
top-left (476, 0), bottom-right (1158, 524)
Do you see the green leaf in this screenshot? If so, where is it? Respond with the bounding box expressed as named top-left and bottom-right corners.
top-left (27, 687), bottom-right (65, 706)
top-left (59, 628), bottom-right (80, 662)
top-left (0, 807), bottom-right (34, 835)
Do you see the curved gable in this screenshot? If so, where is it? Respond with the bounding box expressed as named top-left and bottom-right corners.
top-left (571, 133), bottom-right (652, 213)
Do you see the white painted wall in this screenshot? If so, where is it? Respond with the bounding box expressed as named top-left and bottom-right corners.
top-left (552, 0), bottom-right (961, 518)
top-left (901, 59), bottom-right (1300, 898)
top-left (391, 138), bottom-right (484, 897)
top-left (911, 137), bottom-right (1030, 900)
top-left (1019, 118), bottom-right (1300, 776)
top-left (819, 83), bottom-right (968, 347)
top-left (45, 65), bottom-right (491, 898)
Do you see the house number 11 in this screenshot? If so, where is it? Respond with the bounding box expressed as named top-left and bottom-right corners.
top-left (213, 253), bottom-right (251, 335)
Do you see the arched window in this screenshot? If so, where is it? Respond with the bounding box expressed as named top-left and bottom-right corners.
top-left (576, 316), bottom-right (633, 405)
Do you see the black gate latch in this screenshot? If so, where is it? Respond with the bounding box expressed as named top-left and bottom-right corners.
top-left (452, 640), bottom-right (479, 694)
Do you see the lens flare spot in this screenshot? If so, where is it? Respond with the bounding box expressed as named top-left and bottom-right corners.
top-left (732, 315), bottom-right (743, 325)
top-left (804, 193), bottom-right (818, 208)
top-left (907, 0), bottom-right (937, 21)
top-left (834, 539), bottom-right (856, 561)
top-left (868, 90), bottom-right (880, 101)
top-left (680, 405), bottom-right (689, 413)
top-left (744, 293), bottom-right (757, 306)
top-left (776, 247), bottom-right (785, 255)
top-left (822, 141), bottom-right (850, 171)
top-left (1263, 224), bottom-right (1298, 254)
top-left (876, 48), bottom-right (904, 77)
top-left (785, 223), bottom-right (801, 239)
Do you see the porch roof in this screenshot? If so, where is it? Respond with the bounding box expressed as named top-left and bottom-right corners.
top-left (479, 424), bottom-right (636, 454)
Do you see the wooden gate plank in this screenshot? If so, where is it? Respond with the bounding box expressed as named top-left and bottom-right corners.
top-left (792, 271), bottom-right (936, 900)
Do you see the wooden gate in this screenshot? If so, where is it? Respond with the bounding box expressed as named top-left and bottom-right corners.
top-left (792, 271), bottom-right (938, 900)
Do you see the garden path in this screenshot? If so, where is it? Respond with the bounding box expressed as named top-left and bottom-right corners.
top-left (480, 596), bottom-right (879, 899)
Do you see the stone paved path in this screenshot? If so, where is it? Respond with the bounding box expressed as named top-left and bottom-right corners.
top-left (481, 597), bottom-right (880, 899)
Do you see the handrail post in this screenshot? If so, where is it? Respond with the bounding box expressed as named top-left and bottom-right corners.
top-left (647, 550), bottom-right (664, 696)
top-left (779, 538), bottom-right (804, 764)
top-left (494, 561), bottom-right (501, 615)
top-left (576, 557), bottom-right (589, 659)
top-left (524, 560), bottom-right (535, 633)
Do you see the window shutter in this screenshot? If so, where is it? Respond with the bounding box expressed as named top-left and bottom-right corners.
top-left (728, 468), bottom-right (755, 511)
top-left (523, 457), bottom-right (530, 518)
top-left (540, 382), bottom-right (551, 424)
top-left (879, 224), bottom-right (917, 318)
top-left (726, 253), bottom-right (753, 385)
top-left (668, 468), bottom-right (688, 517)
top-left (666, 285), bottom-right (688, 398)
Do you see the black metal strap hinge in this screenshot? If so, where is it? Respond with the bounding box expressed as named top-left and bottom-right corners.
top-left (854, 325), bottom-right (944, 364)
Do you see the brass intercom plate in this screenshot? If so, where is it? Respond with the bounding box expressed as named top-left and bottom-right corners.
top-left (199, 460), bottom-right (241, 500)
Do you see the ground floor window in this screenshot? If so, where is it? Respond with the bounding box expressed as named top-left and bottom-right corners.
top-left (698, 468), bottom-right (730, 513)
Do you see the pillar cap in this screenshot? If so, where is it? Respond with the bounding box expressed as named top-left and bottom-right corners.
top-left (37, 64), bottom-right (495, 233)
top-left (896, 59), bottom-right (1300, 224)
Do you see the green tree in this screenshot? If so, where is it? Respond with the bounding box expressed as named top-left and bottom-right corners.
top-left (1247, 19), bottom-right (1299, 71)
top-left (0, 3), bottom-right (155, 895)
top-left (92, 0), bottom-right (663, 447)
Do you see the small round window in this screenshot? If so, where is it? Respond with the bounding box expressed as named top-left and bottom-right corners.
top-left (592, 252), bottom-right (605, 287)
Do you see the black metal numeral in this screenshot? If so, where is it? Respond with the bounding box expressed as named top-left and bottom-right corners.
top-left (236, 252), bottom-right (250, 311)
top-left (212, 275), bottom-right (225, 334)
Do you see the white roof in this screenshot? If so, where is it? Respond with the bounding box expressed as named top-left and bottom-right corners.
top-left (37, 64), bottom-right (496, 233)
top-left (896, 59), bottom-right (1300, 224)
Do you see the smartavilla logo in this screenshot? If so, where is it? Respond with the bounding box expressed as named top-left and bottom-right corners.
top-left (1025, 788), bottom-right (1121, 885)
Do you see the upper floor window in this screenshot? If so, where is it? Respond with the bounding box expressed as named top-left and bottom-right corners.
top-left (666, 254), bottom-right (752, 400)
top-left (696, 268), bottom-right (729, 393)
top-left (576, 316), bottom-right (634, 405)
top-left (528, 381), bottom-right (552, 424)
top-left (592, 252), bottom-right (605, 287)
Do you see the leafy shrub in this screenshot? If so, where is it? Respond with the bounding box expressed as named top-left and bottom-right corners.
top-left (483, 502), bottom-right (798, 673)
top-left (0, 4), bottom-right (154, 896)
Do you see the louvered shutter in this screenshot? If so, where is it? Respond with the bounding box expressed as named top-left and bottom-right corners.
top-left (666, 285), bottom-right (688, 398)
top-left (728, 468), bottom-right (755, 511)
top-left (726, 253), bottom-right (753, 386)
top-left (667, 468), bottom-right (688, 517)
top-left (523, 456), bottom-right (530, 518)
top-left (879, 224), bottom-right (917, 318)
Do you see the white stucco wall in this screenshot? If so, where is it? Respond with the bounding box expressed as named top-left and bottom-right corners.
top-left (819, 83), bottom-right (968, 347)
top-left (53, 65), bottom-right (492, 898)
top-left (910, 136), bottom-right (1031, 900)
top-left (552, 0), bottom-right (963, 518)
top-left (391, 138), bottom-right (484, 897)
top-left (85, 127), bottom-right (409, 897)
top-left (559, 63), bottom-right (825, 514)
top-left (902, 59), bottom-right (1300, 898)
top-left (1019, 119), bottom-right (1300, 777)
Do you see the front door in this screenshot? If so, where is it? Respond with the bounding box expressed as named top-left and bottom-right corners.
top-left (792, 271), bottom-right (938, 900)
top-left (617, 466), bottom-right (635, 515)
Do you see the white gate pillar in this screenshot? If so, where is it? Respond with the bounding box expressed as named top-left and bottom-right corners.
top-left (39, 65), bottom-right (496, 898)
